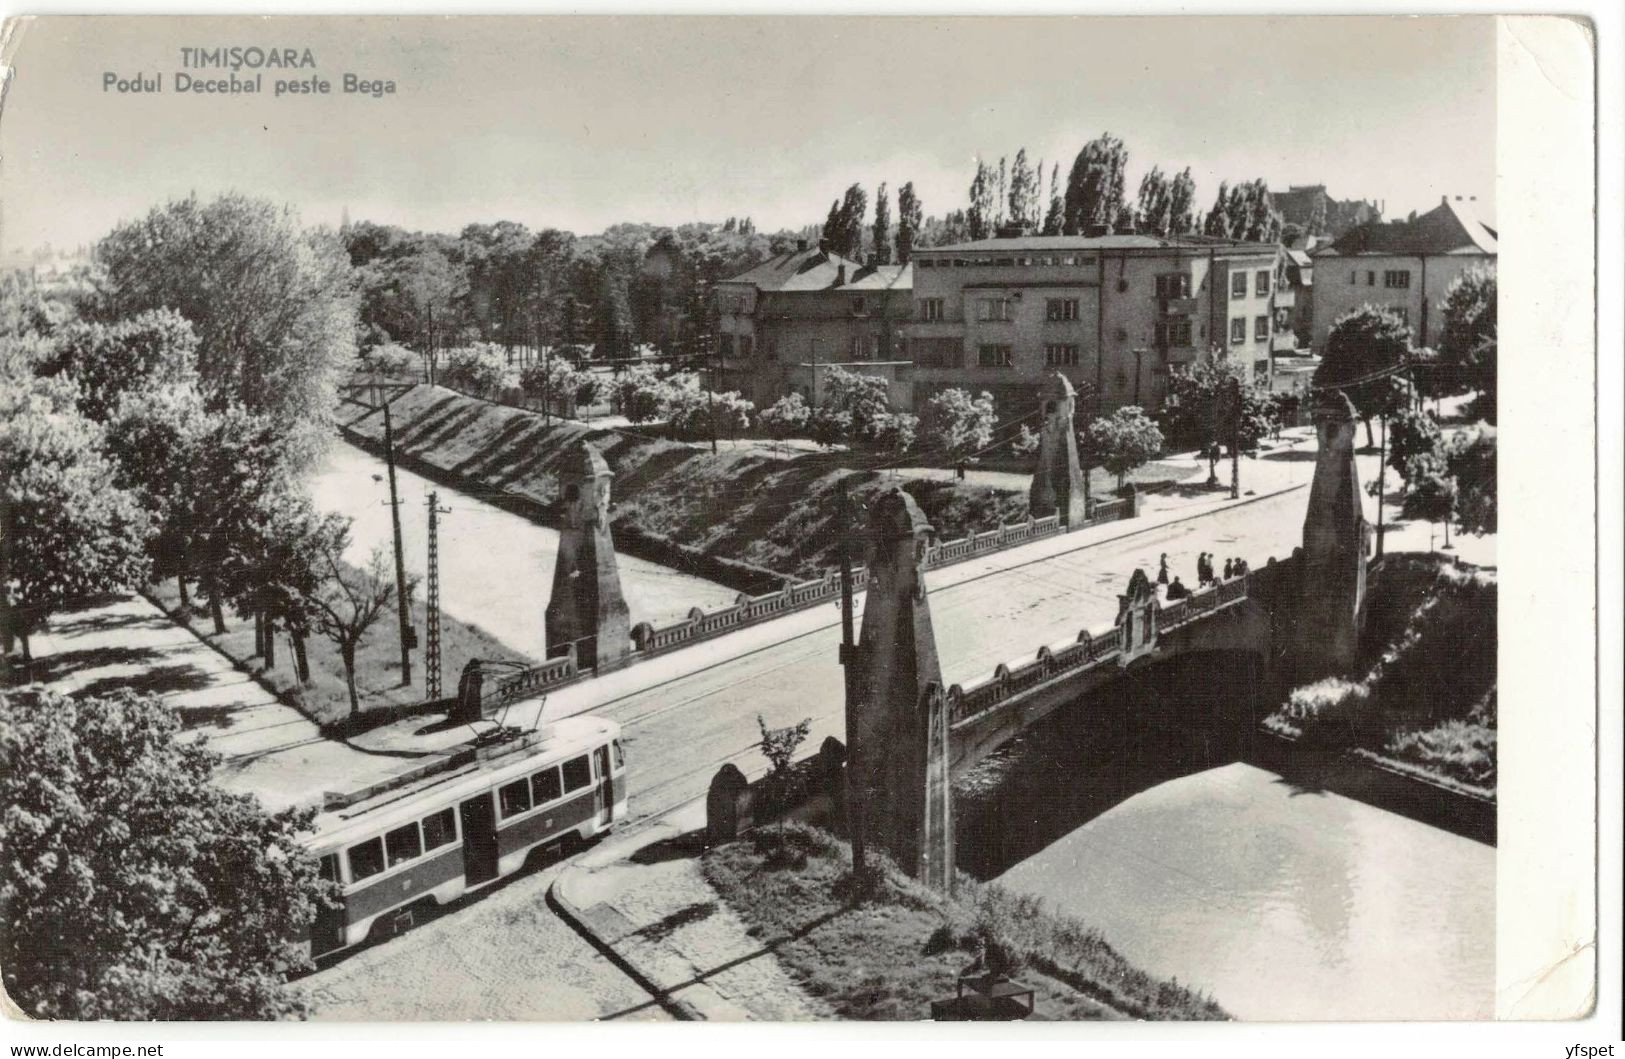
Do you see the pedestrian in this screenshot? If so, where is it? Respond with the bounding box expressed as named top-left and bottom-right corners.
top-left (1223, 558), bottom-right (1235, 580)
top-left (1166, 576), bottom-right (1190, 600)
top-left (1237, 558), bottom-right (1250, 576)
top-left (1197, 552), bottom-right (1211, 586)
top-left (1157, 553), bottom-right (1170, 585)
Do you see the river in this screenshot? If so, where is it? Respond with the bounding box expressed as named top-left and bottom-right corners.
top-left (306, 440), bottom-right (742, 659)
top-left (995, 760), bottom-right (1494, 1020)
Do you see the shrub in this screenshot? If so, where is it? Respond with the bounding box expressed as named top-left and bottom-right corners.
top-left (759, 392), bottom-right (812, 439)
top-left (361, 342), bottom-right (419, 378)
top-left (439, 343), bottom-right (513, 399)
top-left (920, 387), bottom-right (998, 459)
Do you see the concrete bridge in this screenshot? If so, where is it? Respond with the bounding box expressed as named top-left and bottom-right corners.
top-left (846, 388), bottom-right (1371, 887)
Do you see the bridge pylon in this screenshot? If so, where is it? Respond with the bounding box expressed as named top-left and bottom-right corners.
top-left (852, 488), bottom-right (954, 888)
top-left (1289, 390), bottom-right (1371, 681)
top-left (1028, 371), bottom-right (1090, 526)
top-left (545, 444), bottom-right (631, 671)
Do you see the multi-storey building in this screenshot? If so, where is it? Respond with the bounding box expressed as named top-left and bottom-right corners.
top-left (713, 240), bottom-right (912, 407)
top-left (1272, 184), bottom-right (1384, 239)
top-left (904, 232), bottom-right (1283, 418)
top-left (1308, 196), bottom-right (1496, 352)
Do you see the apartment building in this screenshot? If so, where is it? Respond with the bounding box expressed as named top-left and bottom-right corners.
top-left (905, 232), bottom-right (1282, 418)
top-left (1308, 196), bottom-right (1497, 352)
top-left (713, 240), bottom-right (912, 407)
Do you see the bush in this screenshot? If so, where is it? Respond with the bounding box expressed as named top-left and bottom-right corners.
top-left (610, 364), bottom-right (667, 423)
top-left (759, 392), bottom-right (812, 439)
top-left (439, 343), bottom-right (514, 399)
top-left (361, 342), bottom-right (419, 378)
top-left (920, 387), bottom-right (998, 459)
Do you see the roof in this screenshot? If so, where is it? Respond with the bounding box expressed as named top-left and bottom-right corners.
top-left (916, 232), bottom-right (1278, 255)
top-left (720, 247), bottom-right (911, 293)
top-left (1312, 198), bottom-right (1497, 258)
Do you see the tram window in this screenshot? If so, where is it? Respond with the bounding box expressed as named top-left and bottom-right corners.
top-left (562, 755), bottom-right (591, 793)
top-left (498, 779), bottom-right (532, 818)
top-left (531, 767), bottom-right (562, 805)
top-left (612, 739), bottom-right (625, 769)
top-left (421, 808), bottom-right (456, 851)
top-left (385, 823), bottom-right (423, 868)
top-left (318, 853), bottom-right (340, 883)
top-left (347, 838), bottom-right (385, 882)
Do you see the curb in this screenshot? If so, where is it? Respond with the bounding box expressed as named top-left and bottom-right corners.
top-left (546, 872), bottom-right (704, 1022)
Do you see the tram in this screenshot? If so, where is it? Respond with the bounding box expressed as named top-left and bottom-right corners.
top-left (303, 714), bottom-right (626, 956)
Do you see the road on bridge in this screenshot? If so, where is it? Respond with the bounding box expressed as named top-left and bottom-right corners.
top-left (586, 483), bottom-right (1315, 832)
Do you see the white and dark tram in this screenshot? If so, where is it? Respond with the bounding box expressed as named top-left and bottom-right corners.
top-left (303, 714), bottom-right (627, 957)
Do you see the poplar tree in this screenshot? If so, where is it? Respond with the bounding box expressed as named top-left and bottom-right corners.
top-left (1008, 149), bottom-right (1039, 231)
top-left (871, 183), bottom-right (892, 265)
top-left (967, 161), bottom-right (995, 241)
top-left (1063, 134), bottom-right (1128, 234)
top-left (895, 182), bottom-right (923, 265)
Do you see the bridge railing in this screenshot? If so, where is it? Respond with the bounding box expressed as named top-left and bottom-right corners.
top-left (470, 497), bottom-right (1139, 717)
top-left (948, 570), bottom-right (1259, 728)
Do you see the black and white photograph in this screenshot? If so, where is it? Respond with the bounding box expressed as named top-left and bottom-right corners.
top-left (0, 10), bottom-right (1609, 1043)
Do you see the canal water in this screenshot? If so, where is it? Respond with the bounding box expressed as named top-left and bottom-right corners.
top-left (306, 440), bottom-right (742, 659)
top-left (986, 745), bottom-right (1495, 1020)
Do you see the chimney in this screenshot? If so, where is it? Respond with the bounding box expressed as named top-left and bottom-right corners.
top-left (836, 264), bottom-right (847, 286)
top-left (1441, 195), bottom-right (1449, 205)
top-left (797, 238), bottom-right (809, 252)
top-left (817, 238), bottom-right (831, 255)
top-left (1084, 223), bottom-right (1109, 238)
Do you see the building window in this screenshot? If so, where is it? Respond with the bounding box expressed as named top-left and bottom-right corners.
top-left (1254, 359), bottom-right (1271, 377)
top-left (1231, 271), bottom-right (1247, 299)
top-left (1351, 270), bottom-right (1358, 284)
top-left (1254, 315), bottom-right (1270, 341)
top-left (919, 298), bottom-right (944, 322)
top-left (1157, 317), bottom-right (1193, 348)
top-left (918, 259), bottom-right (935, 269)
top-left (1390, 305), bottom-right (1410, 325)
top-left (738, 335), bottom-right (754, 358)
top-left (1255, 270), bottom-right (1271, 296)
top-left (912, 337), bottom-right (963, 368)
top-left (1230, 317), bottom-right (1247, 344)
top-left (1383, 270), bottom-right (1411, 289)
top-left (1044, 344), bottom-right (1080, 367)
top-left (977, 344), bottom-right (1013, 368)
top-left (1045, 298), bottom-right (1079, 322)
top-left (977, 297), bottom-right (1013, 322)
top-left (1156, 273), bottom-right (1191, 299)
top-left (719, 334), bottom-right (735, 356)
top-left (1367, 270), bottom-right (1376, 286)
top-left (849, 335), bottom-right (867, 360)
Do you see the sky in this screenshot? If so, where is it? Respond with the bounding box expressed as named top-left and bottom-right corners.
top-left (0, 15), bottom-right (1496, 255)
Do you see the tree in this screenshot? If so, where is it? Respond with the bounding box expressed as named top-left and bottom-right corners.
top-left (830, 184), bottom-right (868, 260)
top-left (1135, 166), bottom-right (1173, 239)
top-left (1402, 459), bottom-right (1458, 549)
top-left (1447, 423), bottom-right (1496, 536)
top-left (967, 161), bottom-right (995, 241)
top-left (1161, 354), bottom-right (1275, 480)
top-left (920, 387), bottom-right (998, 460)
top-left (820, 366), bottom-right (893, 444)
top-left (871, 183), bottom-right (892, 265)
top-left (1079, 406), bottom-right (1164, 490)
top-left (1063, 134), bottom-right (1128, 234)
top-left (1041, 162), bottom-right (1065, 235)
top-left (1008, 149), bottom-right (1039, 231)
top-left (1385, 405), bottom-right (1445, 495)
top-left (610, 364), bottom-right (666, 423)
top-left (895, 182), bottom-right (923, 265)
top-left (1, 375), bottom-right (151, 664)
top-left (0, 687), bottom-right (325, 1019)
top-left (1435, 265), bottom-right (1497, 418)
top-left (33, 309), bottom-right (199, 423)
top-left (1168, 167), bottom-right (1197, 236)
top-left (1202, 181), bottom-right (1232, 237)
top-left (1315, 305), bottom-right (1415, 447)
top-left (94, 193), bottom-right (358, 468)
top-left (440, 342), bottom-right (513, 399)
top-left (757, 713), bottom-right (811, 774)
top-left (309, 542), bottom-right (413, 718)
top-left (758, 392), bottom-right (812, 439)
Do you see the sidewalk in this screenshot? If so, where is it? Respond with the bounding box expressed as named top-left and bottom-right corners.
top-left (551, 800), bottom-right (834, 1021)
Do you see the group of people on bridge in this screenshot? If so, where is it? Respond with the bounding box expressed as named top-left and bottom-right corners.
top-left (1157, 551), bottom-right (1250, 601)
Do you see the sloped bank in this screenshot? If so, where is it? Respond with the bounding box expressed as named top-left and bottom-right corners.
top-left (340, 384), bottom-right (1035, 586)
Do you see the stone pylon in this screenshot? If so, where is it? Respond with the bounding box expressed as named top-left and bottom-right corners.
top-left (1028, 371), bottom-right (1089, 526)
top-left (852, 488), bottom-right (953, 888)
top-left (1290, 390), bottom-right (1370, 679)
top-left (545, 444), bottom-right (631, 671)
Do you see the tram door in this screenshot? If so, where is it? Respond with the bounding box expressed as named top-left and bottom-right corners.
top-left (593, 745), bottom-right (614, 826)
top-left (310, 854), bottom-right (346, 956)
top-left (459, 793), bottom-right (499, 885)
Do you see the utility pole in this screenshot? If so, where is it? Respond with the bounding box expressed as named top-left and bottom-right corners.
top-left (1229, 375), bottom-right (1241, 500)
top-left (425, 491), bottom-right (451, 699)
top-left (426, 307), bottom-right (436, 386)
top-left (382, 400), bottom-right (413, 686)
top-left (1376, 414), bottom-right (1387, 558)
top-left (837, 479), bottom-right (867, 879)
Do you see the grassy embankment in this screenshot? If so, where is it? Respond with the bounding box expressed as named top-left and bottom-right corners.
top-left (344, 385), bottom-right (1175, 582)
top-left (146, 576), bottom-right (522, 729)
top-left (1263, 553), bottom-right (1497, 797)
top-left (702, 823), bottom-right (1226, 1021)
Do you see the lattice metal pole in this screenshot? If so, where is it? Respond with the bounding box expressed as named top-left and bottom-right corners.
top-left (424, 492), bottom-right (451, 699)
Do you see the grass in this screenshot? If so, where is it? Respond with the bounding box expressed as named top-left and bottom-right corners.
top-left (146, 575), bottom-right (524, 728)
top-left (1265, 553), bottom-right (1497, 796)
top-left (343, 385), bottom-right (1038, 581)
top-left (701, 823), bottom-right (1227, 1021)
